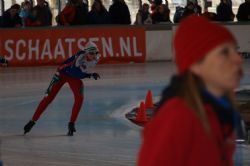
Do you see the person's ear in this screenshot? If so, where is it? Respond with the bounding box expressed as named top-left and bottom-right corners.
top-left (189, 63), bottom-right (202, 76)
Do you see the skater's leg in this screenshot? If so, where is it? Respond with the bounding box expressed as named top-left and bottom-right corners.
top-left (32, 75), bottom-right (65, 121)
top-left (24, 120), bottom-right (35, 134)
top-left (67, 78), bottom-right (84, 136)
top-left (24, 74), bottom-right (65, 134)
top-left (68, 78), bottom-right (84, 123)
top-left (67, 122), bottom-right (76, 136)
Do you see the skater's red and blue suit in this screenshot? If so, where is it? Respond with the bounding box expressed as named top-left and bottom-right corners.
top-left (32, 50), bottom-right (99, 123)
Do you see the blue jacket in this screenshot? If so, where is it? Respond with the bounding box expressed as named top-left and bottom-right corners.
top-left (57, 50), bottom-right (98, 79)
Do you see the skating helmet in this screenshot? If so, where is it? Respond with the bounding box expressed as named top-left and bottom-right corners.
top-left (84, 41), bottom-right (100, 61)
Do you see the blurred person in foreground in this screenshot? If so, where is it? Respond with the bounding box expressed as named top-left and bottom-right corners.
top-left (23, 42), bottom-right (101, 136)
top-left (137, 15), bottom-right (244, 166)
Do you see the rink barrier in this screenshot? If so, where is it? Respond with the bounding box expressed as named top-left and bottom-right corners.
top-left (0, 26), bottom-right (146, 66)
top-left (0, 23), bottom-right (249, 66)
top-left (144, 24), bottom-right (173, 62)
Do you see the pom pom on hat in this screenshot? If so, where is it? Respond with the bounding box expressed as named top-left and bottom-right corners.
top-left (173, 15), bottom-right (236, 74)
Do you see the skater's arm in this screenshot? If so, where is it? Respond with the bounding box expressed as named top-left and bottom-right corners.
top-left (72, 70), bottom-right (100, 80)
top-left (61, 51), bottom-right (85, 65)
top-left (58, 51), bottom-right (86, 71)
top-left (62, 55), bottom-right (76, 65)
top-left (72, 70), bottom-right (91, 79)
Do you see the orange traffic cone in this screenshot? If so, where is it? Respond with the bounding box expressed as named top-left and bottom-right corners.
top-left (145, 90), bottom-right (154, 109)
top-left (135, 101), bottom-right (147, 122)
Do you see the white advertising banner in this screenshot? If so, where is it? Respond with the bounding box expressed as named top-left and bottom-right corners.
top-left (226, 25), bottom-right (250, 58)
top-left (145, 24), bottom-right (250, 62)
top-left (146, 30), bottom-right (173, 61)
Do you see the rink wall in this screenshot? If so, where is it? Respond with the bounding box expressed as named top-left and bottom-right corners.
top-left (0, 23), bottom-right (250, 66)
top-left (144, 22), bottom-right (250, 61)
top-left (0, 26), bottom-right (146, 66)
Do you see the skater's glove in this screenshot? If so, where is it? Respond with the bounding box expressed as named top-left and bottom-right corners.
top-left (2, 60), bottom-right (8, 67)
top-left (91, 73), bottom-right (100, 80)
top-left (0, 57), bottom-right (8, 67)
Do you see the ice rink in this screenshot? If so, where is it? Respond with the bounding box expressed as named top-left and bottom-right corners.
top-left (0, 61), bottom-right (250, 166)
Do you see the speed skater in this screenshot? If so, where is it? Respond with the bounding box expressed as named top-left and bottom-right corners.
top-left (24, 42), bottom-right (101, 136)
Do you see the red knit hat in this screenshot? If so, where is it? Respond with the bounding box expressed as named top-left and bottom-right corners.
top-left (173, 15), bottom-right (236, 74)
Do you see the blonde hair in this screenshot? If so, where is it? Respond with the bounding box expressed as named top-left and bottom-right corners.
top-left (180, 71), bottom-right (237, 133)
